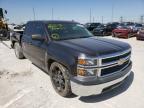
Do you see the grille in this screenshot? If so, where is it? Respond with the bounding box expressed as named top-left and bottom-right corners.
top-left (102, 51), bottom-right (131, 64)
top-left (101, 60), bottom-right (129, 76)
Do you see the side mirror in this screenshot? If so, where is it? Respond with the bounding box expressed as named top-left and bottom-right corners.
top-left (32, 34), bottom-right (44, 41)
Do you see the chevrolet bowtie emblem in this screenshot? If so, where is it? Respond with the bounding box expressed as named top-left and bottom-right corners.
top-left (118, 59), bottom-right (126, 65)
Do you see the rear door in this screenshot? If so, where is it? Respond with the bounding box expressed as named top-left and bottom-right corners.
top-left (29, 22), bottom-right (48, 68)
top-left (22, 22), bottom-right (48, 69)
top-left (22, 22), bottom-right (34, 60)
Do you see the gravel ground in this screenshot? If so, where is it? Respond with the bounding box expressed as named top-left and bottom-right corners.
top-left (0, 37), bottom-right (144, 108)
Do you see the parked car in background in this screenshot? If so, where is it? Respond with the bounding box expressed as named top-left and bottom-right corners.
top-left (112, 25), bottom-right (136, 39)
top-left (132, 23), bottom-right (143, 32)
top-left (123, 22), bottom-right (135, 29)
top-left (10, 24), bottom-right (25, 41)
top-left (106, 22), bottom-right (120, 30)
top-left (85, 22), bottom-right (101, 32)
top-left (92, 22), bottom-right (120, 36)
top-left (136, 27), bottom-right (144, 40)
top-left (93, 24), bottom-right (112, 36)
top-left (13, 24), bottom-right (25, 34)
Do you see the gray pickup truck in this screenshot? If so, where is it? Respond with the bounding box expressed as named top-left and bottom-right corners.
top-left (11, 20), bottom-right (132, 97)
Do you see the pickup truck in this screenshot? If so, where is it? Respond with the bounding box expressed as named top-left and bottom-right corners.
top-left (11, 20), bottom-right (132, 97)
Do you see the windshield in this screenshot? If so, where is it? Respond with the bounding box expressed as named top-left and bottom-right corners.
top-left (117, 25), bottom-right (128, 29)
top-left (96, 25), bottom-right (105, 29)
top-left (135, 24), bottom-right (142, 27)
top-left (47, 23), bottom-right (93, 40)
top-left (117, 23), bottom-right (129, 29)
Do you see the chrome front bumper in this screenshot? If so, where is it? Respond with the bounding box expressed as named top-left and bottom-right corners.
top-left (70, 71), bottom-right (131, 96)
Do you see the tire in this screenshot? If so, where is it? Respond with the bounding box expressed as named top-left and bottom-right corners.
top-left (127, 34), bottom-right (130, 39)
top-left (102, 32), bottom-right (106, 36)
top-left (14, 42), bottom-right (24, 59)
top-left (50, 62), bottom-right (72, 97)
top-left (0, 29), bottom-right (10, 40)
top-left (112, 32), bottom-right (115, 37)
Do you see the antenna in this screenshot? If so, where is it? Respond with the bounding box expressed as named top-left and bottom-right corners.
top-left (101, 16), bottom-right (103, 24)
top-left (33, 8), bottom-right (36, 20)
top-left (52, 8), bottom-right (54, 20)
top-left (120, 16), bottom-right (123, 23)
top-left (140, 16), bottom-right (144, 23)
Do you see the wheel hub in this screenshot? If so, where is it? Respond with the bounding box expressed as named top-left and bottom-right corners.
top-left (52, 67), bottom-right (65, 92)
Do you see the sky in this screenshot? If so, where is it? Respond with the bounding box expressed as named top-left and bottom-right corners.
top-left (0, 0), bottom-right (144, 24)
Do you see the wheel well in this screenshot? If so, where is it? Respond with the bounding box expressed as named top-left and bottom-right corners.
top-left (47, 59), bottom-right (68, 71)
top-left (48, 59), bottom-right (55, 70)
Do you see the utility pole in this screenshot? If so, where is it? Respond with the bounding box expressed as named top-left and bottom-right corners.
top-left (33, 8), bottom-right (36, 20)
top-left (52, 8), bottom-right (54, 20)
top-left (140, 16), bottom-right (144, 23)
top-left (90, 8), bottom-right (92, 23)
top-left (120, 16), bottom-right (123, 23)
top-left (101, 16), bottom-right (103, 24)
top-left (93, 16), bottom-right (95, 22)
top-left (111, 4), bottom-right (114, 23)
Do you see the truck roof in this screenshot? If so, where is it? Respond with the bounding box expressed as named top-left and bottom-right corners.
top-left (27, 20), bottom-right (79, 24)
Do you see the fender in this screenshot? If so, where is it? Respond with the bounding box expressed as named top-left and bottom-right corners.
top-left (45, 49), bottom-right (77, 76)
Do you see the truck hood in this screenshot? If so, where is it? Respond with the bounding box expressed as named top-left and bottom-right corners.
top-left (54, 37), bottom-right (131, 57)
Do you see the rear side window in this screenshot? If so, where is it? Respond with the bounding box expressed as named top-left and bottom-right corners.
top-left (34, 23), bottom-right (46, 37)
top-left (24, 22), bottom-right (46, 38)
top-left (24, 22), bottom-right (34, 36)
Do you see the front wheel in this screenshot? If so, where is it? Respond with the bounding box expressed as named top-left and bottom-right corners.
top-left (14, 42), bottom-right (24, 59)
top-left (50, 62), bottom-right (72, 97)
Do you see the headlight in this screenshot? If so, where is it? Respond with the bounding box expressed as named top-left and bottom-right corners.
top-left (137, 31), bottom-right (140, 35)
top-left (78, 59), bottom-right (95, 65)
top-left (77, 68), bottom-right (98, 76)
top-left (78, 54), bottom-right (97, 66)
top-left (77, 54), bottom-right (98, 76)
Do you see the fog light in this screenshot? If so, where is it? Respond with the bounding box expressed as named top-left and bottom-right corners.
top-left (77, 68), bottom-right (98, 76)
top-left (77, 68), bottom-right (86, 76)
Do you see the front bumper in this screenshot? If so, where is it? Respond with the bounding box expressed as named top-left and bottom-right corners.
top-left (70, 62), bottom-right (132, 96)
top-left (114, 32), bottom-right (128, 38)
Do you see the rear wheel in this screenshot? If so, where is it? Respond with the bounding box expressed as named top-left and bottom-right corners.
top-left (50, 62), bottom-right (72, 97)
top-left (14, 42), bottom-right (24, 59)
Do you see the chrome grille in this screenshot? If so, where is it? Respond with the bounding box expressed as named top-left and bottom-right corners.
top-left (102, 51), bottom-right (131, 64)
top-left (99, 50), bottom-right (131, 77)
top-left (101, 60), bottom-right (130, 76)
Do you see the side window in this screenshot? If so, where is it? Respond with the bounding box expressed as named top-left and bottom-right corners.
top-left (33, 23), bottom-right (46, 38)
top-left (24, 22), bottom-right (46, 38)
top-left (24, 22), bottom-right (34, 36)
